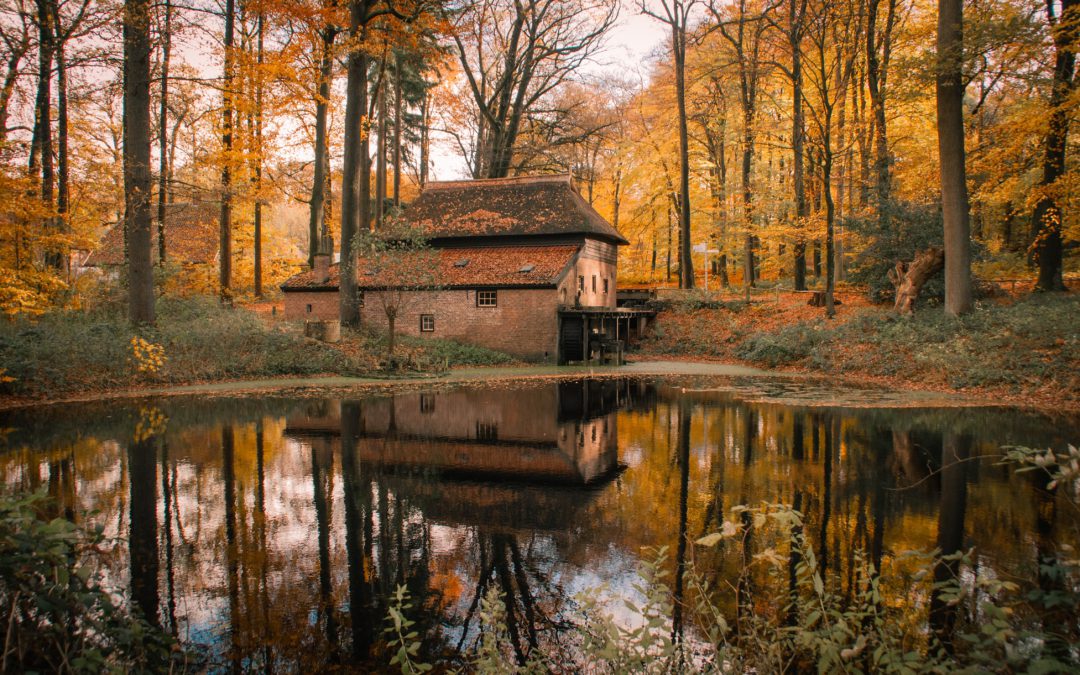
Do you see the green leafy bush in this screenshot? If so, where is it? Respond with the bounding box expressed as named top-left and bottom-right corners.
top-left (734, 323), bottom-right (824, 366)
top-left (0, 491), bottom-right (176, 673)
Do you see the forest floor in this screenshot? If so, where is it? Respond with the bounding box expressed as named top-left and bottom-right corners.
top-left (1, 287), bottom-right (1076, 412)
top-left (634, 284), bottom-right (1080, 410)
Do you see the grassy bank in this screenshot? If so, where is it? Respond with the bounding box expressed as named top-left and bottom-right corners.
top-left (638, 290), bottom-right (1080, 405)
top-left (0, 297), bottom-right (515, 399)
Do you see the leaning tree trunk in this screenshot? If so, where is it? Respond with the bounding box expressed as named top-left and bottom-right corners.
top-left (888, 247), bottom-right (944, 315)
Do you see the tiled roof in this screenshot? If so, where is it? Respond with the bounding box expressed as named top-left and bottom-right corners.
top-left (85, 202), bottom-right (219, 266)
top-left (280, 244), bottom-right (580, 291)
top-left (405, 174), bottom-right (629, 245)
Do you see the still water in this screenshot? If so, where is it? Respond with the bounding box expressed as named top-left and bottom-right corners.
top-left (1, 377), bottom-right (1077, 670)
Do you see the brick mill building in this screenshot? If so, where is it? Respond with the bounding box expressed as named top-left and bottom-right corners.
top-left (280, 174), bottom-right (649, 363)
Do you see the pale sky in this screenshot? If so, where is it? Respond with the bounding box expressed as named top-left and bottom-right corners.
top-left (428, 3), bottom-right (671, 180)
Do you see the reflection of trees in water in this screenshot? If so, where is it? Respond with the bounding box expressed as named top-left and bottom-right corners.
top-left (128, 435), bottom-right (159, 628)
top-left (451, 528), bottom-right (574, 667)
top-left (3, 381), bottom-right (1079, 669)
top-left (340, 400), bottom-right (437, 666)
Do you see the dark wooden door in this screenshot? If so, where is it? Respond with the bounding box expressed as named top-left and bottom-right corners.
top-left (559, 316), bottom-right (584, 364)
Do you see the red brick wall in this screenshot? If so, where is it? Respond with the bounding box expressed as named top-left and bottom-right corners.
top-left (283, 290), bottom-right (339, 321)
top-left (360, 288), bottom-right (560, 360)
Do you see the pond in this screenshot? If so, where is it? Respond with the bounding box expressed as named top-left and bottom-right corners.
top-left (1, 376), bottom-right (1077, 670)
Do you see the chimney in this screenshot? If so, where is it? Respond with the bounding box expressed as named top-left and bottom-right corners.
top-left (313, 235), bottom-right (333, 283)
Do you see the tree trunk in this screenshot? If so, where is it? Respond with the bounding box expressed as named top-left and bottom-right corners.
top-left (673, 21), bottom-right (694, 289)
top-left (124, 0), bottom-right (154, 324)
top-left (339, 0), bottom-right (371, 327)
top-left (219, 0), bottom-right (235, 304)
top-left (937, 0), bottom-right (973, 315)
top-left (887, 246), bottom-right (944, 315)
top-left (34, 0), bottom-right (58, 268)
top-left (309, 26), bottom-right (335, 268)
top-left (375, 58), bottom-right (387, 228)
top-left (866, 0), bottom-right (895, 209)
top-left (386, 311), bottom-right (396, 359)
top-left (56, 41), bottom-right (68, 275)
top-left (790, 0), bottom-right (808, 291)
top-left (157, 0), bottom-right (171, 264)
top-left (666, 202), bottom-right (672, 282)
top-left (419, 92), bottom-right (430, 187)
top-left (1030, 0), bottom-right (1078, 292)
top-left (392, 54), bottom-right (402, 207)
top-left (611, 168), bottom-right (622, 231)
top-left (824, 121), bottom-right (836, 318)
top-left (253, 12), bottom-right (264, 298)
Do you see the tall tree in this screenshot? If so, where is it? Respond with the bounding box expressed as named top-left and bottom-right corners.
top-left (802, 0), bottom-right (853, 317)
top-left (124, 0), bottom-right (154, 324)
top-left (770, 0), bottom-right (809, 289)
top-left (865, 0), bottom-right (897, 209)
top-left (252, 10), bottom-right (265, 297)
top-left (1030, 0), bottom-right (1078, 292)
top-left (306, 1), bottom-right (340, 268)
top-left (710, 0), bottom-right (777, 302)
top-left (643, 0), bottom-right (696, 289)
top-left (448, 0), bottom-right (617, 179)
top-left (219, 0), bottom-right (236, 303)
top-left (340, 0), bottom-right (409, 324)
top-left (937, 0), bottom-right (972, 314)
top-left (156, 0), bottom-right (171, 263)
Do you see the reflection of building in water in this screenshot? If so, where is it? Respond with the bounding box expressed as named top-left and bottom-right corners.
top-left (287, 381), bottom-right (627, 487)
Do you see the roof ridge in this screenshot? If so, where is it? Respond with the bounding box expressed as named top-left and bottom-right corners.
top-left (423, 174), bottom-right (572, 190)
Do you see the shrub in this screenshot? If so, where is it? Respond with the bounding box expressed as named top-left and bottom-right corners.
top-left (0, 491), bottom-right (176, 673)
top-left (734, 322), bottom-right (823, 367)
top-left (0, 296), bottom-right (373, 396)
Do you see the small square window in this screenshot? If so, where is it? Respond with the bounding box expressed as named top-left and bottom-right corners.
top-left (476, 421), bottom-right (498, 441)
top-left (306, 304), bottom-right (313, 314)
top-left (477, 290), bottom-right (497, 307)
top-left (420, 314), bottom-right (435, 332)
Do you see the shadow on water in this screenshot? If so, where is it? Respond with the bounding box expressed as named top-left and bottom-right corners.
top-left (0, 376), bottom-right (1077, 670)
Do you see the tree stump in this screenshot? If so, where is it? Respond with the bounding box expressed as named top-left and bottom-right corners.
top-left (888, 247), bottom-right (944, 315)
top-left (807, 291), bottom-right (842, 307)
top-left (304, 319), bottom-right (341, 343)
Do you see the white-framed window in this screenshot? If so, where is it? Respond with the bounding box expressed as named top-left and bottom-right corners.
top-left (420, 314), bottom-right (435, 332)
top-left (477, 290), bottom-right (497, 307)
